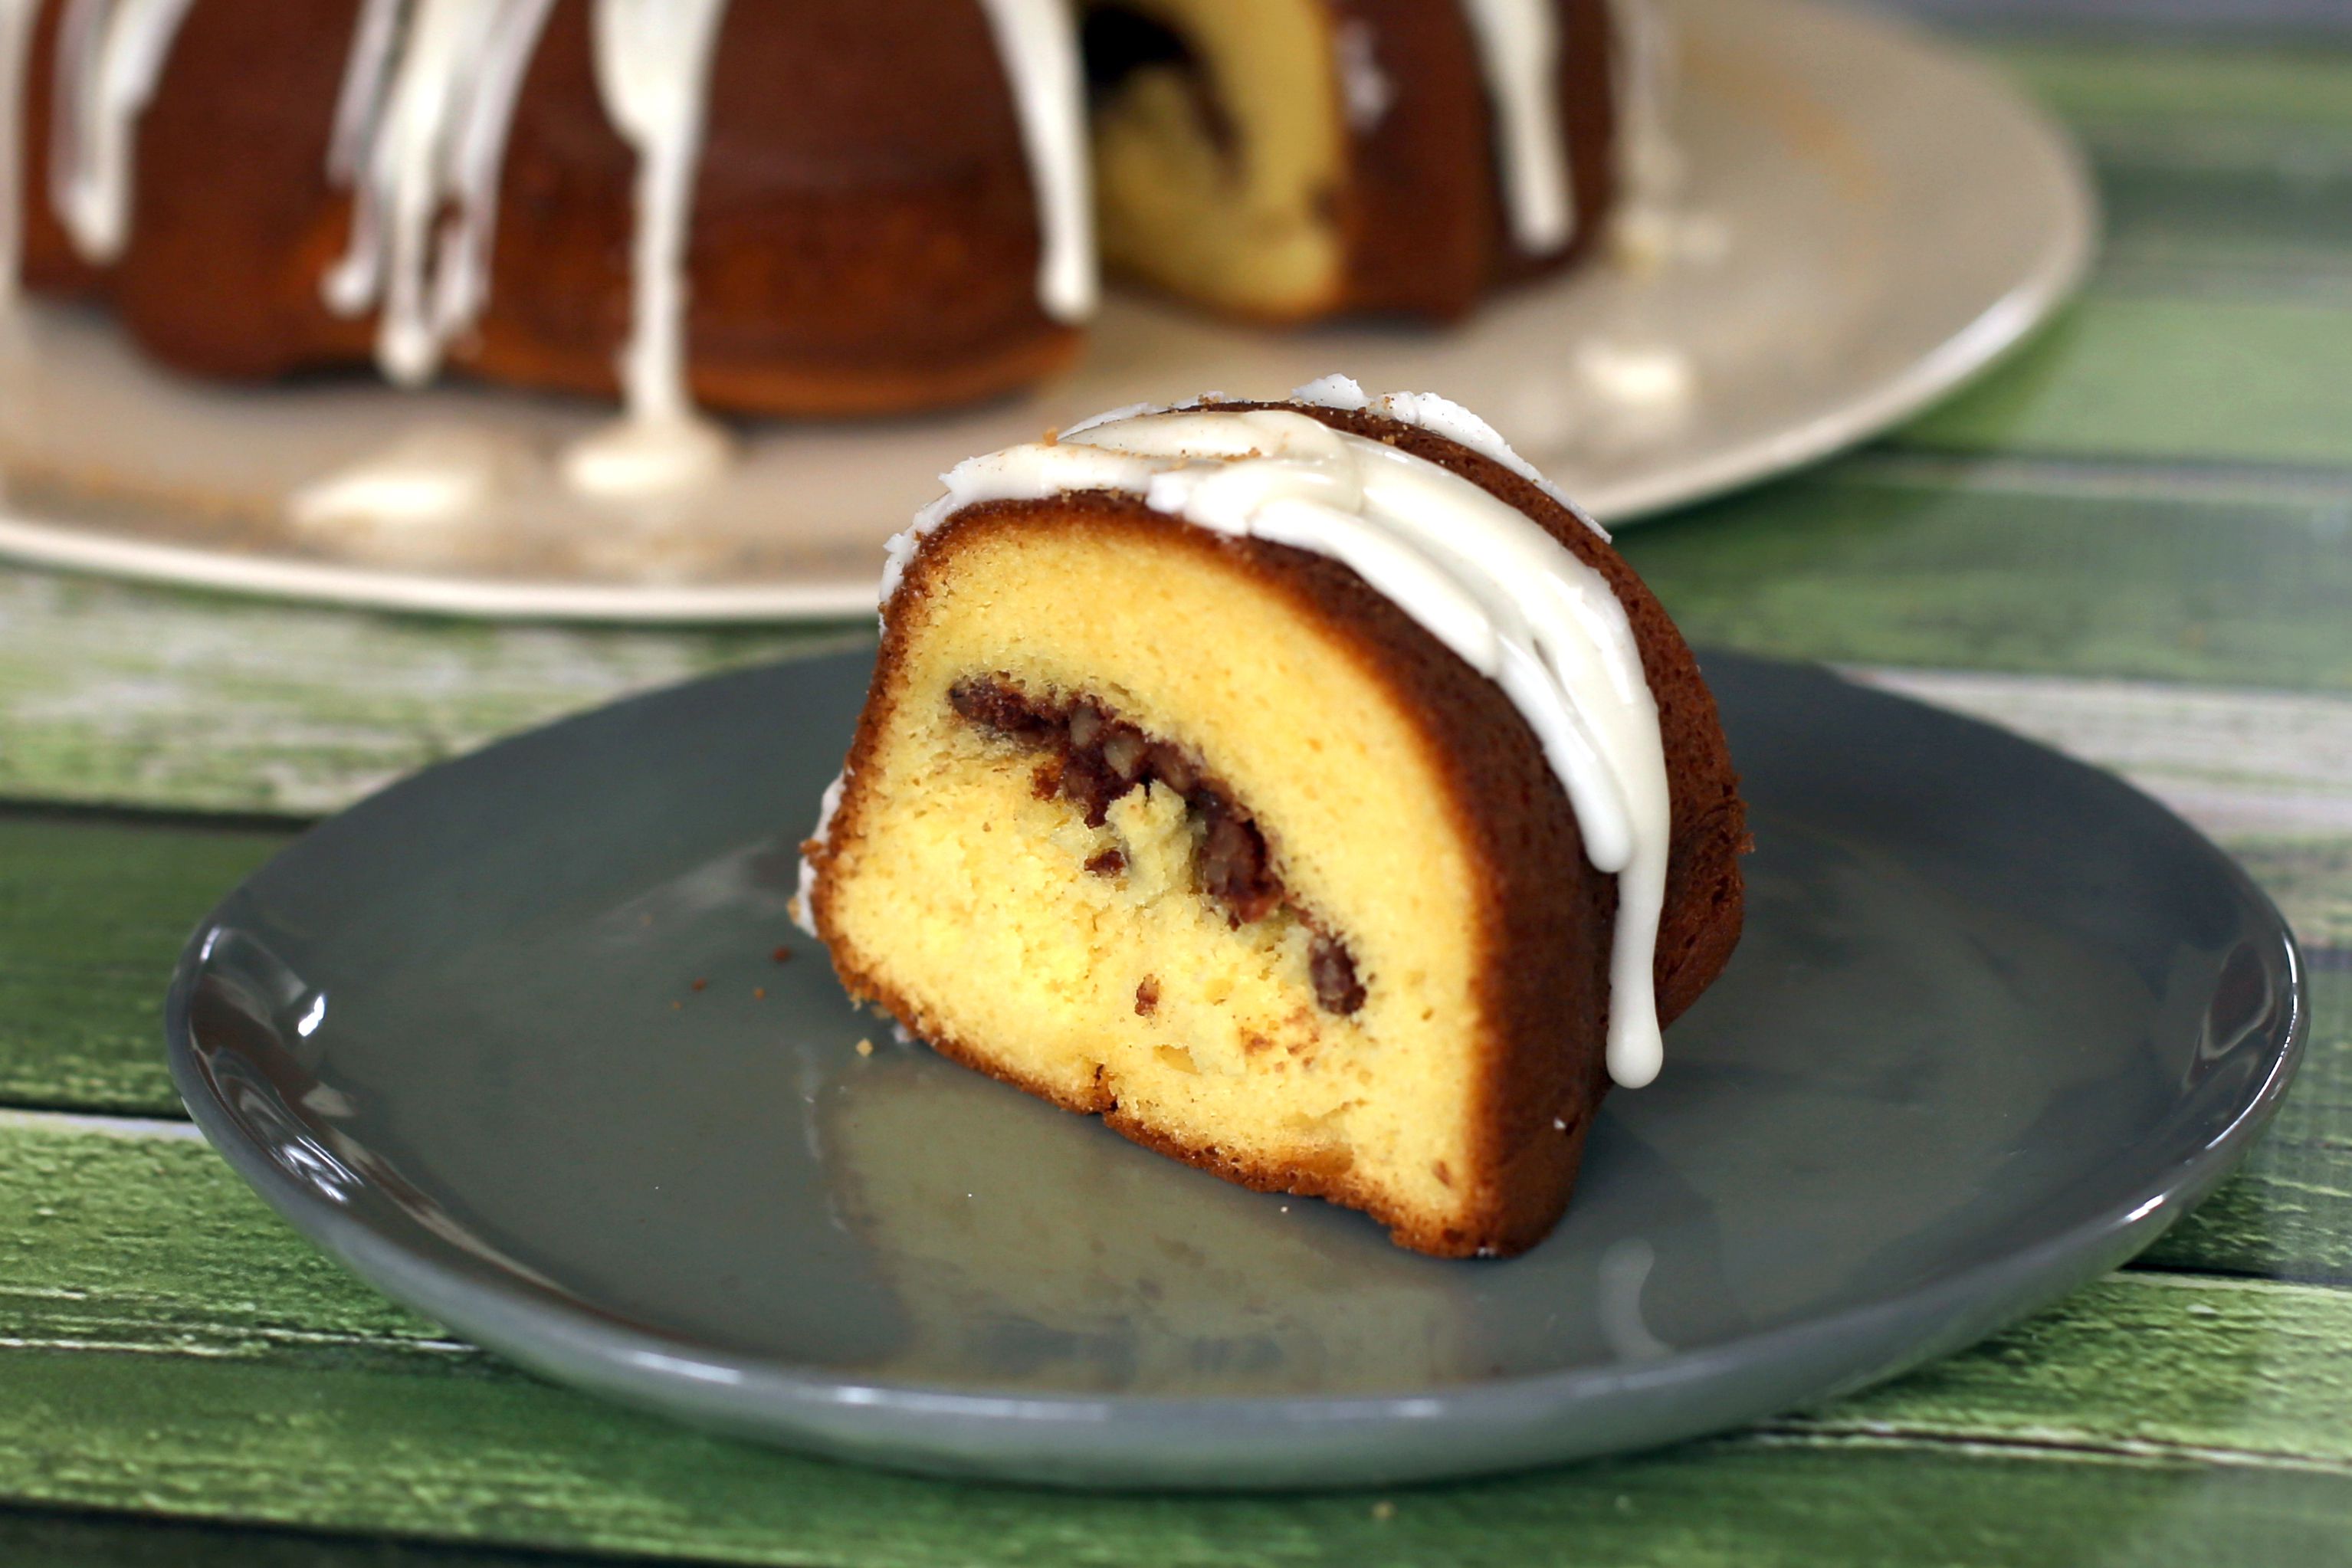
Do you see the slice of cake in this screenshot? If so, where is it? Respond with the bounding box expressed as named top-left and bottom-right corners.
top-left (797, 377), bottom-right (1746, 1257)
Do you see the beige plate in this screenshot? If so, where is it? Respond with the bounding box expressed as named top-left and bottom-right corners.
top-left (0, 0), bottom-right (2093, 624)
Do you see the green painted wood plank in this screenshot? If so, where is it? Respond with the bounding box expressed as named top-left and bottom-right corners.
top-left (11, 490), bottom-right (2352, 816)
top-left (1803, 1273), bottom-right (2352, 1462)
top-left (0, 1284), bottom-right (2350, 1568)
top-left (2012, 51), bottom-right (2352, 301)
top-left (0, 1117), bottom-right (448, 1350)
top-left (0, 570), bottom-right (835, 815)
top-left (2232, 841), bottom-right (2352, 950)
top-left (0, 1506), bottom-right (633, 1568)
top-left (9, 457), bottom-right (2351, 819)
top-left (1621, 461), bottom-right (2352, 692)
top-left (1992, 44), bottom-right (2352, 131)
top-left (1896, 45), bottom-right (2352, 459)
top-left (1894, 297), bottom-right (2352, 467)
top-left (2087, 158), bottom-right (2352, 303)
top-left (0, 816), bottom-right (286, 1114)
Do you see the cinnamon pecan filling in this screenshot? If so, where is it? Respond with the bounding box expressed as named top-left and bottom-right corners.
top-left (948, 675), bottom-right (1365, 1015)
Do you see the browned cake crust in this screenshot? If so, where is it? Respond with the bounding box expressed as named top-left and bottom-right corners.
top-left (13, 0), bottom-right (1077, 417)
top-left (810, 402), bottom-right (1747, 1257)
top-left (1335, 0), bottom-right (1618, 318)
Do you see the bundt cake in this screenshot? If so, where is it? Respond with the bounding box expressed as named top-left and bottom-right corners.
top-left (795, 377), bottom-right (1746, 1258)
top-left (5, 0), bottom-right (1094, 441)
top-left (2, 2), bottom-right (1668, 481)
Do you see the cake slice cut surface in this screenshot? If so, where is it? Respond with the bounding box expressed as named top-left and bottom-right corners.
top-left (801, 381), bottom-right (1746, 1257)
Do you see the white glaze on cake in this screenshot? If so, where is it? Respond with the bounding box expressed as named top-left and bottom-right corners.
top-left (46, 0), bottom-right (195, 263)
top-left (794, 771), bottom-right (848, 940)
top-left (549, 0), bottom-right (735, 497)
top-left (1291, 372), bottom-right (1595, 524)
top-left (591, 0), bottom-right (726, 422)
top-left (974, 0), bottom-right (1097, 323)
top-left (286, 424), bottom-right (540, 538)
top-left (323, 0), bottom-right (558, 386)
top-left (1333, 18), bottom-right (1393, 133)
top-left (869, 386), bottom-right (1672, 1087)
top-left (1456, 0), bottom-right (1573, 256)
top-left (1610, 0), bottom-right (1682, 228)
top-left (1576, 338), bottom-right (1694, 412)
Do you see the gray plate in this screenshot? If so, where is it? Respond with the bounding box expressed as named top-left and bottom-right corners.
top-left (166, 651), bottom-right (2304, 1490)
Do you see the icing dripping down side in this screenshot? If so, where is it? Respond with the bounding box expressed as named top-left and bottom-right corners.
top-left (555, 0), bottom-right (739, 500)
top-left (1333, 18), bottom-right (1394, 133)
top-left (1456, 0), bottom-right (1573, 255)
top-left (876, 392), bottom-right (1671, 1087)
top-left (0, 0), bottom-right (39, 323)
top-left (322, 0), bottom-right (558, 386)
top-left (794, 772), bottom-right (847, 939)
top-left (47, 0), bottom-right (195, 263)
top-left (1610, 0), bottom-right (1681, 227)
top-left (590, 0), bottom-right (728, 431)
top-left (973, 0), bottom-right (1096, 323)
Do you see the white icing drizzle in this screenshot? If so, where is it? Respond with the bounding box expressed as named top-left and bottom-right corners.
top-left (46, 0), bottom-right (195, 263)
top-left (287, 424), bottom-right (538, 537)
top-left (297, 0), bottom-right (1087, 490)
top-left (322, 0), bottom-right (558, 385)
top-left (793, 772), bottom-right (847, 939)
top-left (1333, 18), bottom-right (1393, 133)
top-left (1609, 0), bottom-right (1681, 220)
top-left (0, 0), bottom-right (40, 323)
top-left (1576, 339), bottom-right (1693, 412)
top-left (324, 0), bottom-right (404, 186)
top-left (589, 0), bottom-right (727, 431)
top-left (973, 0), bottom-right (1095, 323)
top-left (1455, 0), bottom-right (1573, 256)
top-left (878, 389), bottom-right (1672, 1087)
top-left (559, 411), bottom-right (731, 497)
top-left (1291, 372), bottom-right (1596, 526)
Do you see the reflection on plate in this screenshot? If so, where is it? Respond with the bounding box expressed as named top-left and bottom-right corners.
top-left (0, 0), bottom-right (2091, 622)
top-left (168, 651), bottom-right (2301, 1488)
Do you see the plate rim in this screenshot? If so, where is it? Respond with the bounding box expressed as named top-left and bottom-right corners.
top-left (162, 651), bottom-right (2307, 1489)
top-left (9, 0), bottom-right (2097, 626)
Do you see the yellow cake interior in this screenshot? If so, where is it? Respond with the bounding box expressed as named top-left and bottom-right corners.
top-left (816, 510), bottom-right (1494, 1236)
top-left (1081, 0), bottom-right (1348, 319)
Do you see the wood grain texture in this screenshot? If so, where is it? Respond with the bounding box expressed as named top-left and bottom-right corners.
top-left (1623, 460), bottom-right (2352, 693)
top-left (3, 459), bottom-right (2350, 816)
top-left (1993, 43), bottom-right (2352, 129)
top-left (0, 571), bottom-right (834, 814)
top-left (0, 1506), bottom-right (628, 1568)
top-left (0, 818), bottom-right (282, 1114)
top-left (0, 1271), bottom-right (2347, 1568)
top-left (1897, 298), bottom-right (2352, 464)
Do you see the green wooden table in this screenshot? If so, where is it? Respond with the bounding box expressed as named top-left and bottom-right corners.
top-left (5, 19), bottom-right (2352, 1568)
